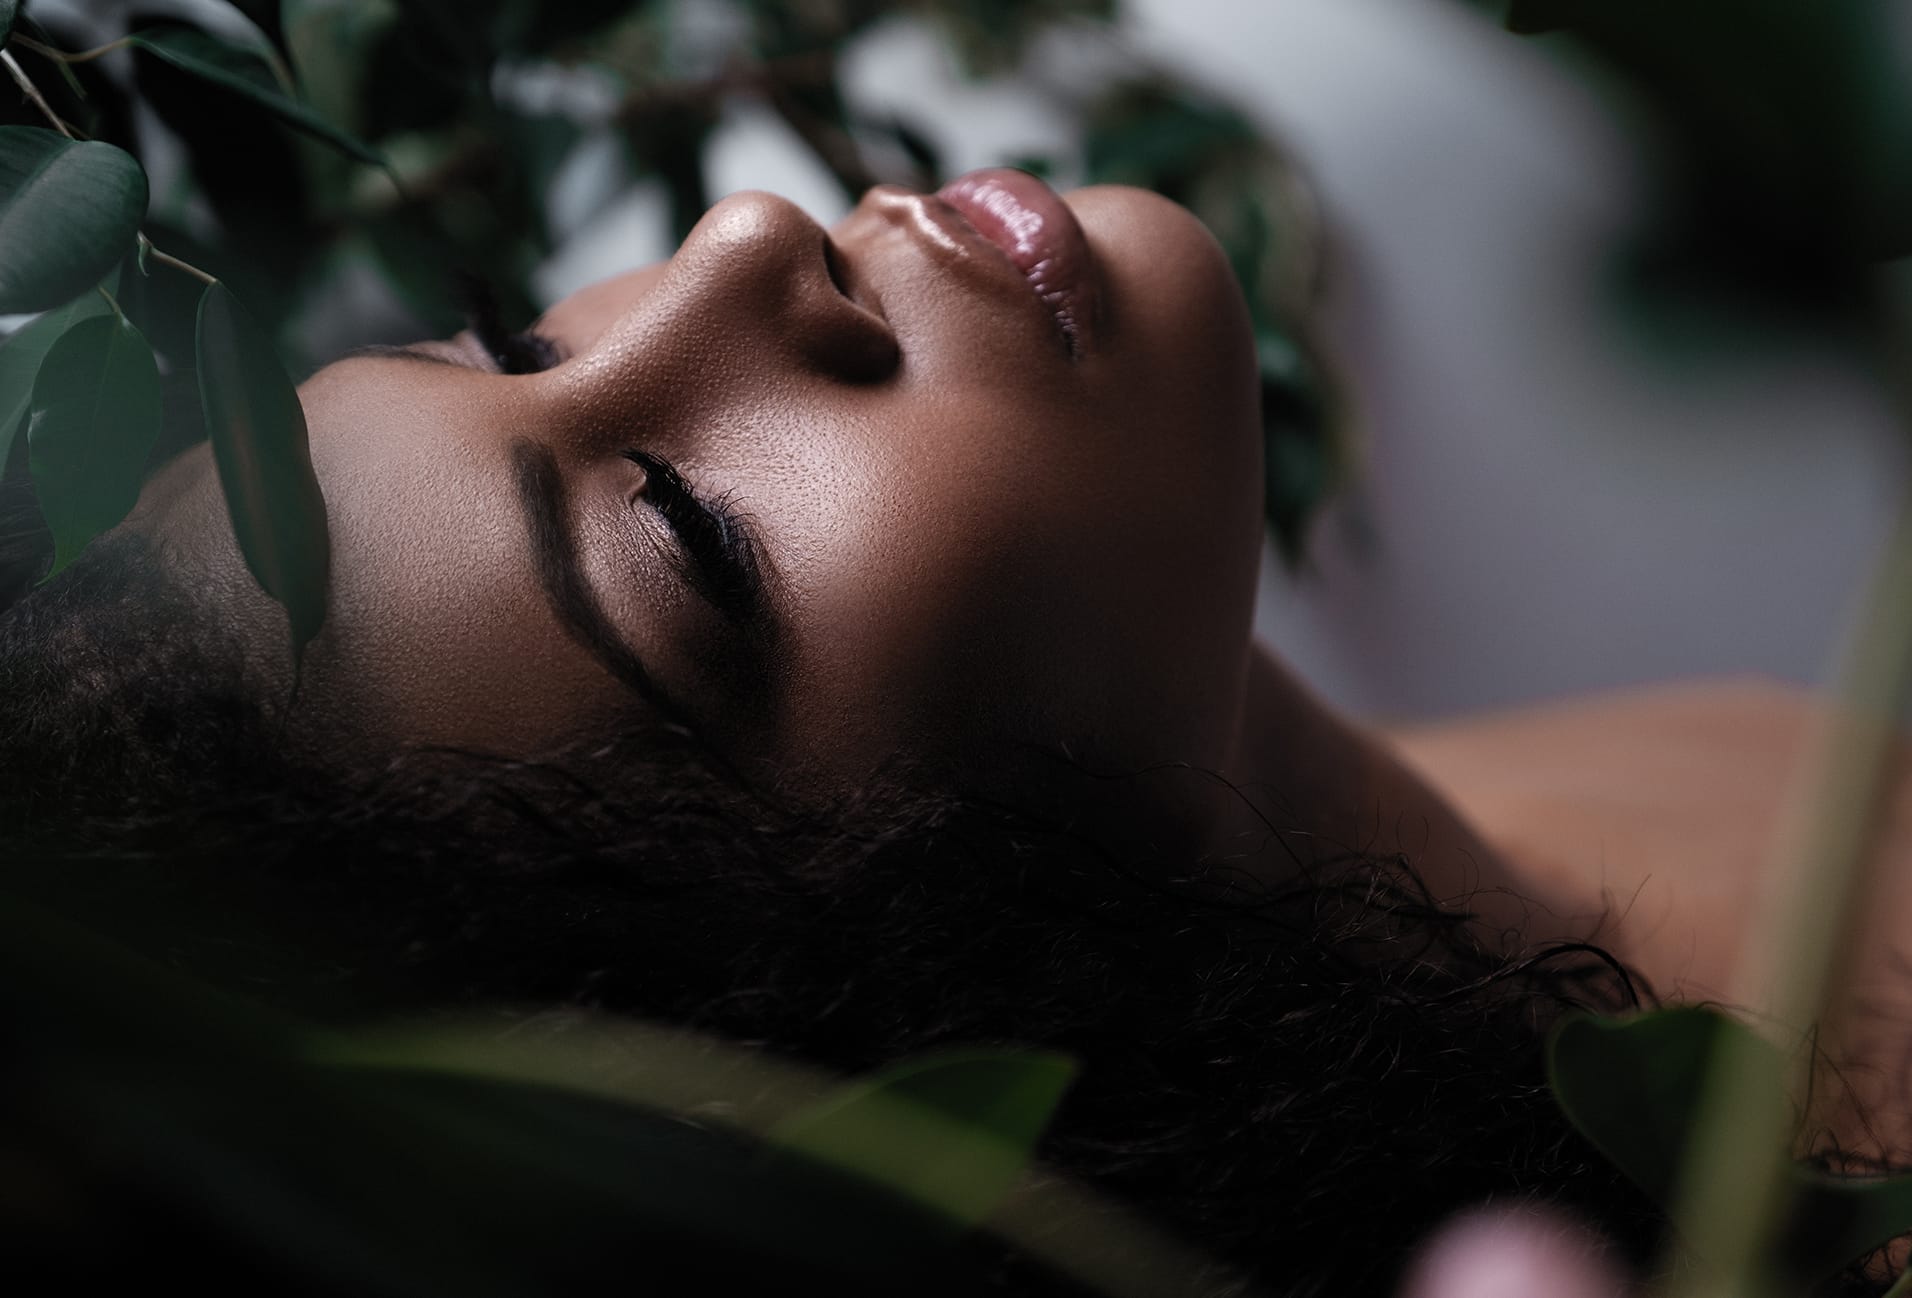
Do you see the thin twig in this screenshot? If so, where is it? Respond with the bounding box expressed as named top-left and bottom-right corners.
top-left (10, 34), bottom-right (133, 65)
top-left (1, 48), bottom-right (78, 139)
top-left (137, 234), bottom-right (218, 288)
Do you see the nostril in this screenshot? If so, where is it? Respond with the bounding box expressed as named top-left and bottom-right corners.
top-left (822, 236), bottom-right (853, 300)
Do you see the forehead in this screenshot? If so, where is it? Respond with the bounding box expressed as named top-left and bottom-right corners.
top-left (133, 382), bottom-right (645, 760)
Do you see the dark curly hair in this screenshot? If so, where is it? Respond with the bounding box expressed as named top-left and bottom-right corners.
top-left (0, 490), bottom-right (1684, 1296)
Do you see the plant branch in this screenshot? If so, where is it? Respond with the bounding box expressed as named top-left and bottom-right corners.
top-left (1, 48), bottom-right (79, 139)
top-left (10, 34), bottom-right (133, 65)
top-left (137, 233), bottom-right (218, 288)
top-left (335, 54), bottom-right (840, 228)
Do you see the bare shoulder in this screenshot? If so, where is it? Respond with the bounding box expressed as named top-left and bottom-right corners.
top-left (1386, 677), bottom-right (1912, 1158)
top-left (1383, 677), bottom-right (1912, 1000)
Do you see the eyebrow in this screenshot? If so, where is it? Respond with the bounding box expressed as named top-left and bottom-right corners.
top-left (510, 438), bottom-right (690, 726)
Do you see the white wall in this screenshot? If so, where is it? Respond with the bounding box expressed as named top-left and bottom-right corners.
top-left (1139, 0), bottom-right (1906, 720)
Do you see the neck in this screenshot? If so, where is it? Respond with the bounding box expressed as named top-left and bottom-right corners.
top-left (1217, 646), bottom-right (1568, 948)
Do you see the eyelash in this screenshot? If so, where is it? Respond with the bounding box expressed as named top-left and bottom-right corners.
top-left (458, 272), bottom-right (561, 375)
top-left (622, 449), bottom-right (762, 620)
top-left (456, 274), bottom-right (758, 617)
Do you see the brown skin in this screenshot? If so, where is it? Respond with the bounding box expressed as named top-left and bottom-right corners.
top-left (145, 185), bottom-right (1268, 789)
top-left (133, 179), bottom-right (1486, 877)
top-left (134, 181), bottom-right (1912, 1111)
top-left (1391, 681), bottom-right (1912, 1159)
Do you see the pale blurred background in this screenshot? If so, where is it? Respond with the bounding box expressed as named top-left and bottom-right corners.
top-left (540, 0), bottom-right (1905, 723)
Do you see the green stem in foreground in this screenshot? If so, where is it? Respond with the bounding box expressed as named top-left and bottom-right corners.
top-left (8, 34), bottom-right (133, 65)
top-left (1664, 302), bottom-right (1912, 1298)
top-left (136, 233), bottom-right (217, 288)
top-left (0, 47), bottom-right (78, 138)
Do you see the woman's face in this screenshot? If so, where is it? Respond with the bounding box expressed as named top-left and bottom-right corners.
top-left (139, 175), bottom-right (1264, 789)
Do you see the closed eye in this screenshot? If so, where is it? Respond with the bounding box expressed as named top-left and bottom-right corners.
top-left (623, 450), bottom-right (767, 627)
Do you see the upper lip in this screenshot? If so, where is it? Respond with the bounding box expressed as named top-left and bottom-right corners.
top-left (878, 187), bottom-right (1087, 357)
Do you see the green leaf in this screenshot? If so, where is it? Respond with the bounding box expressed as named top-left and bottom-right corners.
top-left (281, 0), bottom-right (399, 135)
top-left (0, 0), bottom-right (17, 48)
top-left (769, 1049), bottom-right (1075, 1232)
top-left (129, 28), bottom-right (385, 167)
top-left (26, 314), bottom-right (164, 573)
top-left (196, 282), bottom-right (331, 651)
top-left (1548, 1007), bottom-right (1770, 1205)
top-left (0, 129), bottom-right (147, 314)
top-left (0, 898), bottom-right (1007, 1295)
top-left (1497, 0), bottom-right (1912, 262)
top-left (1785, 1169), bottom-right (1912, 1291)
top-left (1549, 1008), bottom-right (1912, 1284)
top-left (0, 289), bottom-right (113, 471)
top-left (1503, 0), bottom-right (1561, 34)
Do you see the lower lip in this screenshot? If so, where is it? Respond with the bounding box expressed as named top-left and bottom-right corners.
top-left (936, 168), bottom-right (1097, 355)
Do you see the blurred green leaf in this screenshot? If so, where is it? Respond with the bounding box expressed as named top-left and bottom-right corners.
top-left (491, 0), bottom-right (643, 54)
top-left (0, 0), bottom-right (17, 48)
top-left (0, 129), bottom-right (146, 314)
top-left (1498, 0), bottom-right (1912, 265)
top-left (282, 0), bottom-right (399, 134)
top-left (1548, 1008), bottom-right (1765, 1206)
top-left (1083, 88), bottom-right (1254, 195)
top-left (0, 289), bottom-right (112, 472)
top-left (1083, 80), bottom-right (1344, 561)
top-left (130, 27), bottom-right (386, 167)
top-left (1549, 1007), bottom-right (1912, 1284)
top-left (196, 282), bottom-right (331, 652)
top-left (916, 0), bottom-right (1117, 74)
top-left (1501, 0), bottom-right (1558, 35)
top-left (26, 313), bottom-right (163, 573)
top-left (0, 897), bottom-right (1012, 1295)
top-left (771, 1049), bottom-right (1076, 1232)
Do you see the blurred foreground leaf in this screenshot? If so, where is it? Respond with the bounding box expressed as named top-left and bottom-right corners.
top-left (1499, 1), bottom-right (1912, 276)
top-left (0, 129), bottom-right (146, 314)
top-left (281, 0), bottom-right (399, 136)
top-left (0, 288), bottom-right (112, 470)
top-left (1549, 1007), bottom-right (1912, 1285)
top-left (0, 0), bottom-right (17, 47)
top-left (0, 900), bottom-right (1008, 1297)
top-left (771, 1049), bottom-right (1077, 1233)
top-left (131, 27), bottom-right (385, 167)
top-left (26, 312), bottom-right (162, 573)
top-left (196, 282), bottom-right (331, 651)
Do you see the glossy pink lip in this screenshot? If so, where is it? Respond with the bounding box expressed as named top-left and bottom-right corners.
top-left (936, 168), bottom-right (1098, 356)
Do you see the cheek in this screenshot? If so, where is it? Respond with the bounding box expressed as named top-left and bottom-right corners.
top-left (762, 388), bottom-right (1260, 773)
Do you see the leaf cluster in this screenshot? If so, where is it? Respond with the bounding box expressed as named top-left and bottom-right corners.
top-left (1475, 0), bottom-right (1912, 322)
top-left (3, 895), bottom-right (1103, 1297)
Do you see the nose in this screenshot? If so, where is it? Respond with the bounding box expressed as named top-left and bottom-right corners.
top-left (689, 191), bottom-right (897, 379)
top-left (556, 191), bottom-right (897, 425)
